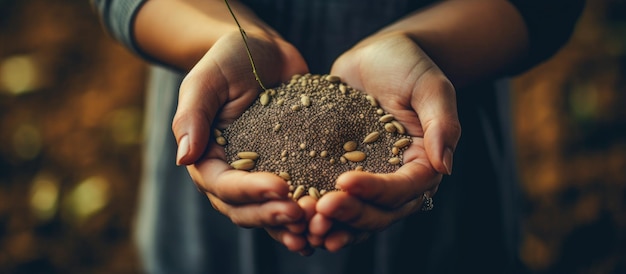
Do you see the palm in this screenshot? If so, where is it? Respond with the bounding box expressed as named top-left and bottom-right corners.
top-left (306, 34), bottom-right (459, 251)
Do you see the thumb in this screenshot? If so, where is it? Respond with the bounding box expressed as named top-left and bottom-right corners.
top-left (172, 67), bottom-right (227, 166)
top-left (412, 73), bottom-right (461, 175)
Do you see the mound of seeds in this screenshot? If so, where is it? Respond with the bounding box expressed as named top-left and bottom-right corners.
top-left (217, 74), bottom-right (412, 200)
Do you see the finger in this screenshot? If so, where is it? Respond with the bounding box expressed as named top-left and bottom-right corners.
top-left (188, 158), bottom-right (290, 204)
top-left (335, 161), bottom-right (441, 209)
top-left (297, 196), bottom-right (317, 221)
top-left (411, 70), bottom-right (461, 175)
top-left (265, 227), bottom-right (309, 252)
top-left (308, 213), bottom-right (333, 247)
top-left (323, 230), bottom-right (372, 252)
top-left (208, 194), bottom-right (303, 228)
top-left (323, 230), bottom-right (352, 253)
top-left (173, 58), bottom-right (228, 166)
top-left (316, 191), bottom-right (422, 231)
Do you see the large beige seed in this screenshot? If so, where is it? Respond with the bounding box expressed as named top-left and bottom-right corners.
top-left (281, 150), bottom-right (288, 157)
top-left (391, 120), bottom-right (406, 134)
top-left (293, 185), bottom-right (305, 200)
top-left (384, 123), bottom-right (397, 133)
top-left (276, 98), bottom-right (285, 106)
top-left (320, 151), bottom-right (328, 158)
top-left (237, 151), bottom-right (259, 160)
top-left (309, 187), bottom-right (321, 200)
top-left (216, 136), bottom-right (227, 146)
top-left (376, 109), bottom-right (384, 115)
top-left (363, 132), bottom-right (380, 144)
top-left (355, 166), bottom-right (364, 171)
top-left (309, 150), bottom-right (316, 157)
top-left (268, 88), bottom-right (276, 96)
top-left (379, 114), bottom-right (395, 123)
top-left (392, 147), bottom-right (399, 155)
top-left (291, 105), bottom-right (301, 111)
top-left (388, 157), bottom-right (401, 165)
top-left (299, 143), bottom-right (306, 150)
top-left (279, 172), bottom-right (291, 181)
top-left (366, 95), bottom-right (378, 107)
top-left (260, 92), bottom-right (270, 106)
top-left (339, 84), bottom-right (347, 94)
top-left (326, 75), bottom-right (341, 83)
top-left (330, 158), bottom-right (336, 164)
top-left (273, 123), bottom-right (282, 132)
top-left (394, 138), bottom-right (411, 149)
top-left (301, 95), bottom-right (311, 107)
top-left (343, 151), bottom-right (366, 162)
top-left (343, 141), bottom-right (357, 152)
top-left (340, 156), bottom-right (347, 163)
top-left (231, 159), bottom-right (255, 170)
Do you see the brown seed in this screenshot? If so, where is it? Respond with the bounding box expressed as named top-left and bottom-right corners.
top-left (237, 151), bottom-right (259, 160)
top-left (301, 95), bottom-right (311, 107)
top-left (326, 75), bottom-right (341, 83)
top-left (379, 114), bottom-right (395, 123)
top-left (343, 151), bottom-right (366, 162)
top-left (289, 185), bottom-right (295, 191)
top-left (213, 129), bottom-right (223, 137)
top-left (281, 157), bottom-right (287, 162)
top-left (216, 136), bottom-right (227, 146)
top-left (388, 157), bottom-right (401, 165)
top-left (281, 150), bottom-right (288, 157)
top-left (343, 141), bottom-right (357, 152)
top-left (231, 159), bottom-right (255, 170)
top-left (279, 172), bottom-right (291, 181)
top-left (391, 120), bottom-right (406, 134)
top-left (293, 185), bottom-right (305, 200)
top-left (394, 138), bottom-right (411, 149)
top-left (384, 123), bottom-right (397, 133)
top-left (355, 166), bottom-right (364, 171)
top-left (309, 187), bottom-right (321, 200)
top-left (363, 132), bottom-right (380, 144)
top-left (330, 158), bottom-right (336, 164)
top-left (309, 150), bottom-right (316, 157)
top-left (320, 151), bottom-right (328, 158)
top-left (340, 156), bottom-right (347, 164)
top-left (260, 92), bottom-right (270, 106)
top-left (392, 147), bottom-right (399, 155)
top-left (366, 95), bottom-right (378, 107)
top-left (291, 105), bottom-right (301, 111)
top-left (299, 143), bottom-right (306, 150)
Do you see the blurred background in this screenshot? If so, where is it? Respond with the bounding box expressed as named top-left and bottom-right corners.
top-left (0, 0), bottom-right (624, 273)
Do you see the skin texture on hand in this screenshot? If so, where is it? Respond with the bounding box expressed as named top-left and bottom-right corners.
top-left (307, 33), bottom-right (454, 251)
top-left (129, 0), bottom-right (530, 255)
top-left (173, 31), bottom-right (312, 253)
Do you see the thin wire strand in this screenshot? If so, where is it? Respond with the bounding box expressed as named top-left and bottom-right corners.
top-left (224, 0), bottom-right (267, 91)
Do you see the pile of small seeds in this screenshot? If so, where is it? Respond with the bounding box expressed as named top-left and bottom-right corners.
top-left (217, 74), bottom-right (412, 200)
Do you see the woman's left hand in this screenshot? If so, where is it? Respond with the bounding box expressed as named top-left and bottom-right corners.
top-left (307, 32), bottom-right (461, 251)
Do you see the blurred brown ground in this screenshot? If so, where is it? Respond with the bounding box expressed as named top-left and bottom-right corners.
top-left (0, 0), bottom-right (624, 273)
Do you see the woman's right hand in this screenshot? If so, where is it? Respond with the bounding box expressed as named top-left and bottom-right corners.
top-left (171, 31), bottom-right (312, 253)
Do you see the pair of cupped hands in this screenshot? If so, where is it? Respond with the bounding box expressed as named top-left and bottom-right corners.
top-left (173, 31), bottom-right (461, 256)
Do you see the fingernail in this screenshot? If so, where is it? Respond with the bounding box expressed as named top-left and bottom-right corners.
top-left (264, 191), bottom-right (282, 200)
top-left (339, 233), bottom-right (352, 246)
top-left (176, 135), bottom-right (190, 166)
top-left (443, 147), bottom-right (453, 175)
top-left (275, 214), bottom-right (296, 223)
